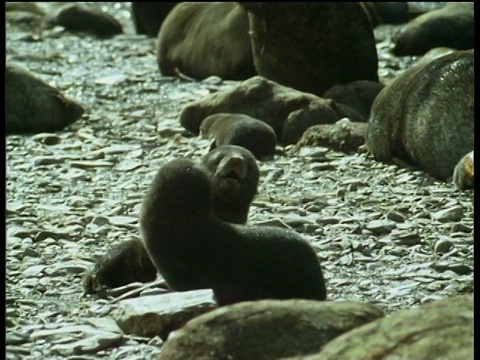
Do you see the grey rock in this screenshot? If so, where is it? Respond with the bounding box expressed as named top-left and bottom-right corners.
top-left (112, 290), bottom-right (217, 340)
top-left (432, 206), bottom-right (464, 222)
top-left (299, 295), bottom-right (473, 360)
top-left (159, 300), bottom-right (384, 360)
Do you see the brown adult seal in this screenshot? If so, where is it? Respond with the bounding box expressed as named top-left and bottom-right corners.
top-left (156, 2), bottom-right (255, 80)
top-left (141, 158), bottom-right (326, 305)
top-left (322, 80), bottom-right (385, 121)
top-left (46, 4), bottom-right (123, 38)
top-left (6, 64), bottom-right (84, 135)
top-left (130, 2), bottom-right (178, 37)
top-left (83, 145), bottom-right (260, 294)
top-left (238, 2), bottom-right (378, 96)
top-left (392, 3), bottom-right (474, 56)
top-left (453, 151), bottom-right (474, 190)
top-left (200, 113), bottom-right (277, 161)
top-left (366, 50), bottom-right (474, 181)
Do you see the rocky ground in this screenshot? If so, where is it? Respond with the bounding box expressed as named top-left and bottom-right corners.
top-left (5, 3), bottom-right (474, 359)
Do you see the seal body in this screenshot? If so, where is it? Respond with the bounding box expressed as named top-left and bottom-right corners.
top-left (6, 64), bottom-right (84, 135)
top-left (141, 159), bottom-right (326, 305)
top-left (200, 113), bottom-right (277, 161)
top-left (239, 2), bottom-right (378, 96)
top-left (392, 3), bottom-right (474, 56)
top-left (366, 50), bottom-right (474, 181)
top-left (156, 2), bottom-right (255, 80)
top-left (453, 151), bottom-right (474, 190)
top-left (83, 146), bottom-right (260, 294)
top-left (131, 2), bottom-right (177, 37)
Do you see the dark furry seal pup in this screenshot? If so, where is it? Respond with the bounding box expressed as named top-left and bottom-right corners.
top-left (392, 2), bottom-right (474, 56)
top-left (202, 145), bottom-right (260, 224)
top-left (141, 158), bottom-right (327, 305)
top-left (322, 80), bottom-right (385, 121)
top-left (46, 4), bottom-right (123, 38)
top-left (200, 113), bottom-right (277, 161)
top-left (131, 2), bottom-right (178, 37)
top-left (238, 2), bottom-right (378, 96)
top-left (453, 151), bottom-right (474, 190)
top-left (156, 2), bottom-right (255, 80)
top-left (83, 145), bottom-right (260, 294)
top-left (366, 49), bottom-right (474, 181)
top-left (6, 64), bottom-right (85, 135)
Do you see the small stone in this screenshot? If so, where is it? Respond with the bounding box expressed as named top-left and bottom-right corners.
top-left (434, 239), bottom-right (453, 254)
top-left (365, 220), bottom-right (396, 234)
top-left (431, 206), bottom-right (464, 222)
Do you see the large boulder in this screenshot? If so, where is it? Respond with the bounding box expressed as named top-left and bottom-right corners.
top-left (295, 295), bottom-right (473, 359)
top-left (159, 299), bottom-right (385, 360)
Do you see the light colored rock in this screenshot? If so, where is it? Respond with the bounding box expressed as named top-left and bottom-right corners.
top-left (112, 290), bottom-right (217, 340)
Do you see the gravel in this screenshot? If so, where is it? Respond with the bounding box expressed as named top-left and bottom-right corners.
top-left (6, 3), bottom-right (474, 359)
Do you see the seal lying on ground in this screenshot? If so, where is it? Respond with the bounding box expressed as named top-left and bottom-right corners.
top-left (6, 64), bottom-right (85, 135)
top-left (83, 145), bottom-right (260, 294)
top-left (238, 2), bottom-right (378, 96)
top-left (179, 76), bottom-right (351, 146)
top-left (366, 49), bottom-right (474, 181)
top-left (141, 158), bottom-right (326, 305)
top-left (200, 113), bottom-right (277, 161)
top-left (156, 2), bottom-right (255, 80)
top-left (45, 4), bottom-right (123, 38)
top-left (453, 151), bottom-right (474, 191)
top-left (130, 2), bottom-right (177, 37)
top-left (322, 80), bottom-right (385, 121)
top-left (392, 2), bottom-right (474, 56)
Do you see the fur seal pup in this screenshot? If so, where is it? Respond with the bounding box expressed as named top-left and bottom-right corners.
top-left (200, 113), bottom-right (277, 161)
top-left (46, 4), bottom-right (123, 38)
top-left (130, 2), bottom-right (178, 37)
top-left (83, 145), bottom-right (260, 294)
top-left (322, 80), bottom-right (385, 121)
top-left (156, 2), bottom-right (255, 80)
top-left (366, 50), bottom-right (474, 181)
top-left (392, 3), bottom-right (474, 56)
top-left (141, 158), bottom-right (327, 305)
top-left (6, 64), bottom-right (85, 135)
top-left (238, 2), bottom-right (378, 96)
top-left (453, 151), bottom-right (474, 190)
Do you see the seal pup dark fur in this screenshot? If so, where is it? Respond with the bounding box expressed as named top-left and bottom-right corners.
top-left (200, 113), bottom-right (277, 161)
top-left (141, 158), bottom-right (326, 305)
top-left (83, 145), bottom-right (260, 294)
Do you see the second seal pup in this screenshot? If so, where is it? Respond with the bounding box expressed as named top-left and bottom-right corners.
top-left (200, 113), bottom-right (277, 161)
